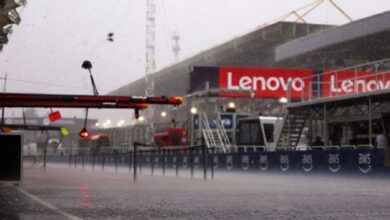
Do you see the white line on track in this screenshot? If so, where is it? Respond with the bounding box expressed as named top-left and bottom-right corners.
top-left (15, 187), bottom-right (83, 220)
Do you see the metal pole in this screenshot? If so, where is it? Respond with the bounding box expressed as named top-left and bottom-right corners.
top-left (203, 145), bottom-right (207, 180)
top-left (323, 104), bottom-right (328, 145)
top-left (82, 153), bottom-right (85, 169)
top-left (128, 151), bottom-right (132, 174)
top-left (133, 144), bottom-right (138, 182)
top-left (190, 147), bottom-right (194, 179)
top-left (375, 63), bottom-right (379, 84)
top-left (162, 149), bottom-right (166, 176)
top-left (69, 153), bottom-right (72, 168)
top-left (205, 81), bottom-right (210, 116)
top-left (211, 148), bottom-right (215, 179)
top-left (151, 151), bottom-right (155, 176)
top-left (74, 153), bottom-right (77, 168)
top-left (354, 67), bottom-right (358, 94)
top-left (368, 98), bottom-right (373, 146)
top-left (175, 150), bottom-right (179, 177)
top-left (190, 112), bottom-right (194, 146)
top-left (115, 152), bottom-right (118, 173)
top-left (92, 153), bottom-right (95, 170)
top-left (139, 151), bottom-right (143, 174)
top-left (43, 147), bottom-right (47, 171)
top-left (287, 110), bottom-right (291, 147)
top-left (102, 153), bottom-right (105, 171)
top-left (309, 112), bottom-right (313, 147)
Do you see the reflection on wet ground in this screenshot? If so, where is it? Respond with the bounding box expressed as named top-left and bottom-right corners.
top-left (1, 164), bottom-right (390, 219)
top-left (0, 186), bottom-right (68, 220)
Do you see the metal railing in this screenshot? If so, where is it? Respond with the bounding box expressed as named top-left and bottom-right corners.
top-left (201, 112), bottom-right (218, 148)
top-left (62, 145), bottom-right (213, 181)
top-left (287, 58), bottom-right (390, 103)
top-left (216, 114), bottom-right (230, 152)
top-left (28, 144), bottom-right (388, 177)
top-left (274, 109), bottom-right (288, 148)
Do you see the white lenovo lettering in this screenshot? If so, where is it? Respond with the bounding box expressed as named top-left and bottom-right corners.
top-left (330, 75), bottom-right (390, 93)
top-left (227, 72), bottom-right (239, 90)
top-left (227, 72), bottom-right (304, 92)
top-left (239, 76), bottom-right (252, 90)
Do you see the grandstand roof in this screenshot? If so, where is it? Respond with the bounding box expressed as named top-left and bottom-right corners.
top-left (275, 11), bottom-right (390, 68)
top-left (110, 21), bottom-right (332, 97)
top-left (110, 11), bottom-right (390, 99)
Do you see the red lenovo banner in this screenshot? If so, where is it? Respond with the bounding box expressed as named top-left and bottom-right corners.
top-left (218, 67), bottom-right (313, 98)
top-left (322, 70), bottom-right (390, 97)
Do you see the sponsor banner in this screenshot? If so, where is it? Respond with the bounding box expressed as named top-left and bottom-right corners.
top-left (241, 154), bottom-right (250, 170)
top-left (219, 67), bottom-right (313, 98)
top-left (220, 114), bottom-right (234, 130)
top-left (328, 153), bottom-right (341, 173)
top-left (259, 154), bottom-right (268, 171)
top-left (192, 114), bottom-right (199, 130)
top-left (358, 151), bottom-right (372, 174)
top-left (302, 154), bottom-right (313, 172)
top-left (322, 70), bottom-right (390, 97)
top-left (279, 154), bottom-right (290, 172)
top-left (190, 66), bottom-right (390, 99)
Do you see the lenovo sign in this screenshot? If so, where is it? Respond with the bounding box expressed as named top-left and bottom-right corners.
top-left (190, 66), bottom-right (390, 99)
top-left (219, 67), bottom-right (312, 98)
top-left (322, 70), bottom-right (390, 97)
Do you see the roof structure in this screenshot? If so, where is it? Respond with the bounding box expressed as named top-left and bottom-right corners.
top-left (110, 22), bottom-right (333, 97)
top-left (110, 11), bottom-right (390, 99)
top-left (275, 11), bottom-right (390, 69)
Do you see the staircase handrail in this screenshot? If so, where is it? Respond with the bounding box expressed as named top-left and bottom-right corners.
top-left (216, 115), bottom-right (230, 152)
top-left (201, 112), bottom-right (217, 148)
top-left (274, 108), bottom-right (288, 147)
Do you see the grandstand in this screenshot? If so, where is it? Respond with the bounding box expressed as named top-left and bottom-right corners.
top-left (110, 11), bottom-right (390, 130)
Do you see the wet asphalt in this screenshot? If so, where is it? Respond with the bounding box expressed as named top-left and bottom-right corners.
top-left (1, 164), bottom-right (390, 220)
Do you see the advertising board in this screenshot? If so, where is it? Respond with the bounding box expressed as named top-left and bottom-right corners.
top-left (219, 66), bottom-right (313, 98)
top-left (321, 70), bottom-right (390, 97)
top-left (190, 66), bottom-right (313, 98)
top-left (190, 66), bottom-right (390, 99)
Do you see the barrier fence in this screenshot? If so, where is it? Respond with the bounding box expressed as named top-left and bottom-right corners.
top-left (24, 145), bottom-right (390, 181)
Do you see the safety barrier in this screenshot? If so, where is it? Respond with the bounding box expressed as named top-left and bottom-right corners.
top-left (37, 145), bottom-right (390, 178)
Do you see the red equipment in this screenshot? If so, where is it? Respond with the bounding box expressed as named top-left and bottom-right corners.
top-left (79, 128), bottom-right (89, 139)
top-left (154, 128), bottom-right (188, 147)
top-left (0, 93), bottom-right (182, 108)
top-left (48, 111), bottom-right (62, 122)
top-left (78, 133), bottom-right (111, 153)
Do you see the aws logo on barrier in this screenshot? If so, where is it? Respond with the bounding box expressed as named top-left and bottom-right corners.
top-left (219, 67), bottom-right (313, 98)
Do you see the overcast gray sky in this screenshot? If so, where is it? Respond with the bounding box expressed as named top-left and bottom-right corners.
top-left (1, 0), bottom-right (390, 126)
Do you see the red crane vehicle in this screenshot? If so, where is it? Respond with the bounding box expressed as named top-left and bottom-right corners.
top-left (154, 128), bottom-right (188, 147)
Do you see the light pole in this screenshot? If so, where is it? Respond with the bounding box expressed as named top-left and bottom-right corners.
top-left (82, 60), bottom-right (99, 96)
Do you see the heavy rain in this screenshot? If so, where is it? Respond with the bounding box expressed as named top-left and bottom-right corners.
top-left (1, 0), bottom-right (390, 219)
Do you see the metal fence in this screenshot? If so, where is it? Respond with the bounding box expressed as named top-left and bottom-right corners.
top-left (26, 144), bottom-right (390, 182)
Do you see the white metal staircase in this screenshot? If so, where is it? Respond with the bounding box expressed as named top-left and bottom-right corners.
top-left (216, 114), bottom-right (231, 149)
top-left (201, 112), bottom-right (230, 152)
top-left (276, 108), bottom-right (309, 147)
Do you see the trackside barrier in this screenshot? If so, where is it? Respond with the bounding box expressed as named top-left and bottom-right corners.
top-left (33, 146), bottom-right (390, 180)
